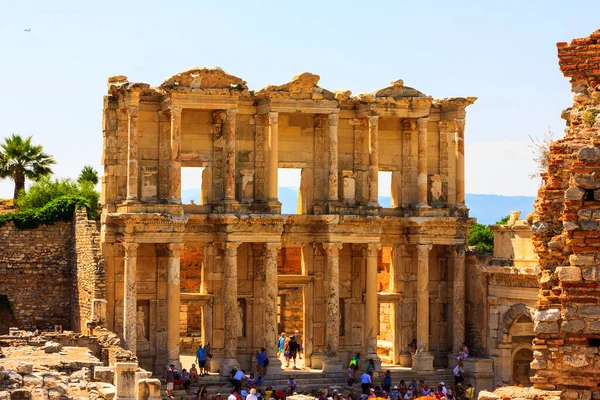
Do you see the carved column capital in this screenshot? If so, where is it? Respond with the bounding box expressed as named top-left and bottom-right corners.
top-left (416, 243), bottom-right (433, 257)
top-left (166, 243), bottom-right (184, 257)
top-left (454, 244), bottom-right (466, 258)
top-left (268, 111), bottom-right (278, 125)
top-left (122, 242), bottom-right (139, 258)
top-left (226, 108), bottom-right (238, 120)
top-left (225, 242), bottom-right (241, 257)
top-left (170, 105), bottom-right (182, 120)
top-left (315, 114), bottom-right (328, 128)
top-left (328, 111), bottom-right (339, 126)
top-left (455, 118), bottom-right (466, 134)
top-left (367, 243), bottom-right (382, 257)
top-left (322, 242), bottom-right (343, 257)
top-left (368, 115), bottom-right (379, 129)
top-left (265, 242), bottom-right (282, 254)
top-left (438, 119), bottom-right (457, 133)
top-left (126, 105), bottom-right (139, 119)
top-left (417, 117), bottom-right (429, 131)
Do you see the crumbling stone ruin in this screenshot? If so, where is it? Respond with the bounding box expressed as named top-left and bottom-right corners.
top-left (529, 29), bottom-right (600, 398)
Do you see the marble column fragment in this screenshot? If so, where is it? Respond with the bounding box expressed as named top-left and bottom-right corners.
top-left (224, 109), bottom-right (238, 202)
top-left (413, 244), bottom-right (434, 372)
top-left (323, 242), bottom-right (343, 372)
top-left (264, 243), bottom-right (283, 371)
top-left (122, 242), bottom-right (139, 353)
top-left (365, 244), bottom-right (381, 357)
top-left (455, 119), bottom-right (466, 205)
top-left (452, 245), bottom-right (466, 352)
top-left (268, 112), bottom-right (279, 204)
top-left (368, 116), bottom-right (379, 207)
top-left (166, 243), bottom-right (183, 369)
top-left (328, 111), bottom-right (340, 202)
top-left (126, 97), bottom-right (140, 201)
top-left (169, 106), bottom-right (182, 204)
top-left (417, 117), bottom-right (429, 207)
top-left (222, 242), bottom-right (240, 373)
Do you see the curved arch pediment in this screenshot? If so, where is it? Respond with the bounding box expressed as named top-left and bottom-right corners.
top-left (160, 67), bottom-right (248, 91)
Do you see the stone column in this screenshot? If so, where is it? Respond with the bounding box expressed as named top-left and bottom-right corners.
top-left (328, 111), bottom-right (340, 203)
top-left (322, 242), bottom-right (343, 372)
top-left (455, 119), bottom-right (466, 206)
top-left (224, 109), bottom-right (238, 202)
top-left (368, 116), bottom-right (379, 207)
top-left (222, 242), bottom-right (240, 373)
top-left (166, 243), bottom-right (183, 369)
top-left (417, 118), bottom-right (429, 207)
top-left (267, 112), bottom-right (279, 204)
top-left (264, 243), bottom-right (283, 371)
top-left (390, 244), bottom-right (406, 365)
top-left (122, 242), bottom-right (138, 353)
top-left (413, 244), bottom-right (434, 372)
top-left (169, 106), bottom-right (182, 204)
top-left (126, 101), bottom-right (140, 202)
top-left (452, 245), bottom-right (466, 352)
top-left (365, 244), bottom-right (381, 363)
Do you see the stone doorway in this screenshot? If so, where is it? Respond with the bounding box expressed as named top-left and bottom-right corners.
top-left (277, 286), bottom-right (306, 358)
top-left (512, 347), bottom-right (533, 386)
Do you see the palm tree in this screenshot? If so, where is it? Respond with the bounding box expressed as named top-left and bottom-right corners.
top-left (0, 134), bottom-right (56, 199)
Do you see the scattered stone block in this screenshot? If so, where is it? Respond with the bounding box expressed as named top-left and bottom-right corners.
top-left (16, 362), bottom-right (33, 375)
top-left (93, 366), bottom-right (114, 384)
top-left (43, 342), bottom-right (62, 354)
top-left (9, 389), bottom-right (32, 400)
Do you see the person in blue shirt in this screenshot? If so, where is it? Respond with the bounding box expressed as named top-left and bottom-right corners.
top-left (278, 333), bottom-right (286, 358)
top-left (256, 348), bottom-right (267, 376)
top-left (196, 344), bottom-right (208, 376)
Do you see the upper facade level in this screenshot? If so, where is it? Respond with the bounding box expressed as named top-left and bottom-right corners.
top-left (102, 67), bottom-right (475, 218)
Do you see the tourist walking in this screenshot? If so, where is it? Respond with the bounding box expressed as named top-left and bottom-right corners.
top-left (165, 364), bottom-right (177, 397)
top-left (257, 348), bottom-right (267, 376)
top-left (453, 362), bottom-right (465, 385)
top-left (288, 335), bottom-right (299, 369)
top-left (205, 342), bottom-right (213, 373)
top-left (382, 370), bottom-right (392, 392)
top-left (360, 371), bottom-right (372, 395)
top-left (278, 332), bottom-right (286, 358)
top-left (196, 344), bottom-right (208, 376)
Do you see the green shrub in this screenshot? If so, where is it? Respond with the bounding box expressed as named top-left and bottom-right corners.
top-left (15, 177), bottom-right (99, 215)
top-left (0, 195), bottom-right (96, 229)
top-left (582, 109), bottom-right (598, 128)
top-left (467, 223), bottom-right (494, 253)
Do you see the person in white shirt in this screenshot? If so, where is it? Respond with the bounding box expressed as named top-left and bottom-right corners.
top-left (439, 382), bottom-right (448, 396)
top-left (247, 389), bottom-right (258, 400)
top-left (228, 390), bottom-right (238, 400)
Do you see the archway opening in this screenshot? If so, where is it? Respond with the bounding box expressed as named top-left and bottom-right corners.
top-left (512, 348), bottom-right (534, 386)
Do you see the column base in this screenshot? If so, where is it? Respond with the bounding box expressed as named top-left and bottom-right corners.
top-left (210, 355), bottom-right (223, 374)
top-left (412, 352), bottom-right (434, 372)
top-left (169, 197), bottom-right (181, 204)
top-left (448, 352), bottom-right (460, 368)
top-left (400, 351), bottom-right (412, 368)
top-left (221, 357), bottom-right (240, 376)
top-left (365, 353), bottom-right (382, 371)
top-left (367, 201), bottom-right (380, 208)
top-left (415, 203), bottom-right (431, 208)
top-left (322, 356), bottom-right (343, 373)
top-left (166, 359), bottom-right (182, 372)
top-left (264, 356), bottom-right (283, 375)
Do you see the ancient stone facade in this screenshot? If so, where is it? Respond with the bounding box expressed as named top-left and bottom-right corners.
top-left (529, 29), bottom-right (600, 398)
top-left (100, 67), bottom-right (476, 374)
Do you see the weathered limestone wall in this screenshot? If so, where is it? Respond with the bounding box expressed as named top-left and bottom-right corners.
top-left (72, 210), bottom-right (105, 333)
top-left (529, 29), bottom-right (600, 397)
top-left (0, 220), bottom-right (74, 332)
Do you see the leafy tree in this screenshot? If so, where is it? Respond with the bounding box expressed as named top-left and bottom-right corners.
top-left (467, 215), bottom-right (510, 253)
top-left (15, 177), bottom-right (99, 216)
top-left (78, 165), bottom-right (99, 185)
top-left (0, 134), bottom-right (56, 199)
top-left (467, 223), bottom-right (494, 253)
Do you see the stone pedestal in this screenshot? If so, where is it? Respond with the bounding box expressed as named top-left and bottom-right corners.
top-left (412, 353), bottom-right (434, 372)
top-left (322, 356), bottom-right (343, 373)
top-left (137, 378), bottom-right (162, 400)
top-left (400, 351), bottom-right (412, 367)
top-left (115, 362), bottom-right (138, 400)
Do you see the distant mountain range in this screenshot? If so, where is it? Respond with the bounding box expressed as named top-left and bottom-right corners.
top-left (182, 188), bottom-right (535, 226)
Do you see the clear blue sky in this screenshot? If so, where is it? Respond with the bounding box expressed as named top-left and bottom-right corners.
top-left (1, 0), bottom-right (598, 198)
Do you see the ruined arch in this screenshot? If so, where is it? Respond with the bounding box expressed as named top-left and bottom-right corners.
top-left (498, 303), bottom-right (533, 344)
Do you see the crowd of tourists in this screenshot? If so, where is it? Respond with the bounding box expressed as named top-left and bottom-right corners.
top-left (164, 337), bottom-right (475, 400)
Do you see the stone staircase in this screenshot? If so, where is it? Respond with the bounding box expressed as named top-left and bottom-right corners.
top-left (159, 367), bottom-right (454, 399)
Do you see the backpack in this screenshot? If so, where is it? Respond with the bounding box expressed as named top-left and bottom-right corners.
top-left (264, 357), bottom-right (270, 367)
top-left (174, 371), bottom-right (181, 380)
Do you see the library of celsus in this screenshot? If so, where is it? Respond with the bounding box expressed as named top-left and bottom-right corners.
top-left (99, 67), bottom-right (476, 375)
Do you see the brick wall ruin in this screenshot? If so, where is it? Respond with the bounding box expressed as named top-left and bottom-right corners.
top-left (530, 29), bottom-right (600, 397)
top-left (0, 220), bottom-right (74, 332)
top-left (0, 210), bottom-right (104, 333)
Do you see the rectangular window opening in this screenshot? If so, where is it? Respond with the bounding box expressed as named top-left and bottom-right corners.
top-left (378, 171), bottom-right (392, 208)
top-left (278, 168), bottom-right (302, 214)
top-left (181, 167), bottom-right (205, 205)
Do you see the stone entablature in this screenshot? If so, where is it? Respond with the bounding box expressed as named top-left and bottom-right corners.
top-left (490, 212), bottom-right (539, 272)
